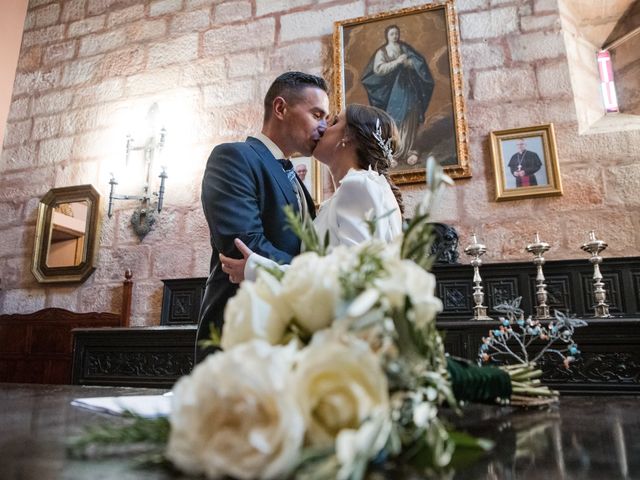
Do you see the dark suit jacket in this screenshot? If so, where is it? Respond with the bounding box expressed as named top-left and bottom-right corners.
top-left (195, 136), bottom-right (315, 362)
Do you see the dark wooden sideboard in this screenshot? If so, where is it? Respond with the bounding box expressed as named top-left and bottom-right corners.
top-left (72, 257), bottom-right (640, 392)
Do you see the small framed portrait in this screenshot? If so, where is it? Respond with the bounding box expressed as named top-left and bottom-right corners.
top-left (489, 124), bottom-right (563, 201)
top-left (291, 156), bottom-right (321, 205)
top-left (333, 0), bottom-right (471, 184)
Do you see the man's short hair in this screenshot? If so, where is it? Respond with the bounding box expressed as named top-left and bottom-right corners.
top-left (263, 72), bottom-right (328, 122)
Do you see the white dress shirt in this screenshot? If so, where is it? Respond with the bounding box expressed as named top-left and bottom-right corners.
top-left (244, 167), bottom-right (402, 281)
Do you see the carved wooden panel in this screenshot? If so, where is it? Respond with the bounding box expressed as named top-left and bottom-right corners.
top-left (160, 278), bottom-right (206, 325)
top-left (580, 272), bottom-right (624, 314)
top-left (485, 278), bottom-right (518, 313)
top-left (529, 275), bottom-right (573, 314)
top-left (438, 281), bottom-right (472, 314)
top-left (631, 271), bottom-right (640, 315)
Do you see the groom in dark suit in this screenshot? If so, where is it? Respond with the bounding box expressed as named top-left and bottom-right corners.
top-left (196, 72), bottom-right (330, 362)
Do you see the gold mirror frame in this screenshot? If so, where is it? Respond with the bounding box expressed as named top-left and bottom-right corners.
top-left (31, 185), bottom-right (101, 284)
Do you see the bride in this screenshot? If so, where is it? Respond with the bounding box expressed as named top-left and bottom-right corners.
top-left (222, 103), bottom-right (404, 283)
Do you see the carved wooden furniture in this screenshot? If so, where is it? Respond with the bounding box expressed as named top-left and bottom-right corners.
top-left (71, 257), bottom-right (640, 393)
top-left (0, 271), bottom-right (133, 384)
top-left (71, 326), bottom-right (195, 388)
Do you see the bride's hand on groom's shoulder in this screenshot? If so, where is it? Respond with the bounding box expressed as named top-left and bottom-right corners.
top-left (220, 239), bottom-right (253, 284)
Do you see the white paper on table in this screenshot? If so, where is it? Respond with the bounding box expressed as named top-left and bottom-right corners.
top-left (70, 394), bottom-right (171, 418)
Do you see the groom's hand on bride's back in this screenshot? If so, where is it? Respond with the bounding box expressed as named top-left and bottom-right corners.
top-left (220, 239), bottom-right (254, 284)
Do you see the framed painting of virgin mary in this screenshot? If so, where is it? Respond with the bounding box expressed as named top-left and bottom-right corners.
top-left (333, 0), bottom-right (471, 184)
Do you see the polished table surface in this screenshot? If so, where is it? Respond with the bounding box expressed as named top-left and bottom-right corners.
top-left (1, 383), bottom-right (639, 479)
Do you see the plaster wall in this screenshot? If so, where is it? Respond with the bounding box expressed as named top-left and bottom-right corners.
top-left (1, 0), bottom-right (639, 324)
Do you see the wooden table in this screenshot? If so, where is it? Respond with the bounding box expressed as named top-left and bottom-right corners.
top-left (1, 383), bottom-right (639, 479)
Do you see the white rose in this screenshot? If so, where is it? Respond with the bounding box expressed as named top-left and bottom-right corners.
top-left (279, 251), bottom-right (349, 334)
top-left (167, 341), bottom-right (304, 480)
top-left (292, 331), bottom-right (389, 446)
top-left (221, 271), bottom-right (290, 350)
top-left (375, 259), bottom-right (443, 328)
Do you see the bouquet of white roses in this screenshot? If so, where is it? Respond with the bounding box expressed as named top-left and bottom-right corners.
top-left (163, 160), bottom-right (492, 480)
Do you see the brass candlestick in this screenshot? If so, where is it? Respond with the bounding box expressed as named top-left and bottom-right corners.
top-left (464, 233), bottom-right (491, 320)
top-left (526, 232), bottom-right (552, 320)
top-left (581, 231), bottom-right (611, 318)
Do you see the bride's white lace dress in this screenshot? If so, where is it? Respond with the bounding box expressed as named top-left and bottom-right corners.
top-left (245, 167), bottom-right (402, 280)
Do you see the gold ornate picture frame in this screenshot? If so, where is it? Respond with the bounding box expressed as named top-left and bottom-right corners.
top-left (490, 124), bottom-right (563, 201)
top-left (291, 156), bottom-right (322, 206)
top-left (333, 0), bottom-right (470, 184)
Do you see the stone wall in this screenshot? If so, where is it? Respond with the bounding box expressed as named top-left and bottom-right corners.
top-left (1, 0), bottom-right (640, 324)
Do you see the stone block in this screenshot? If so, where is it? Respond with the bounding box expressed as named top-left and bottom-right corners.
top-left (72, 78), bottom-right (125, 107)
top-left (535, 0), bottom-right (558, 13)
top-left (150, 0), bottom-right (183, 17)
top-left (13, 68), bottom-right (61, 95)
top-left (32, 90), bottom-right (74, 115)
top-left (508, 31), bottom-right (566, 63)
top-left (460, 42), bottom-right (506, 69)
top-left (7, 98), bottom-right (31, 121)
top-left (540, 165), bottom-right (604, 212)
top-left (43, 41), bottom-right (77, 65)
top-left (521, 14), bottom-right (560, 32)
top-left (32, 115), bottom-right (61, 141)
top-left (560, 210), bottom-right (635, 256)
top-left (29, 3), bottom-right (61, 29)
top-left (605, 163), bottom-right (640, 207)
top-left (151, 243), bottom-right (195, 278)
top-left (459, 7), bottom-right (518, 40)
top-left (107, 4), bottom-right (145, 27)
top-left (185, 0), bottom-right (212, 9)
top-left (126, 19), bottom-right (168, 42)
top-left (53, 159), bottom-right (100, 187)
top-left (61, 0), bottom-right (86, 22)
top-left (0, 144), bottom-right (38, 172)
top-left (94, 246), bottom-right (151, 283)
top-left (100, 45), bottom-right (146, 77)
top-left (214, 1), bottom-right (252, 23)
top-left (1, 289), bottom-right (46, 314)
top-left (38, 137), bottom-right (74, 165)
top-left (148, 33), bottom-right (199, 69)
top-left (130, 281), bottom-right (163, 326)
top-left (180, 57), bottom-right (226, 86)
top-left (0, 202), bottom-right (23, 228)
top-left (0, 167), bottom-right (55, 202)
top-left (87, 0), bottom-right (118, 15)
top-left (3, 119), bottom-right (32, 147)
top-left (228, 51), bottom-right (265, 78)
top-left (474, 68), bottom-right (537, 101)
top-left (17, 46), bottom-right (43, 72)
top-left (0, 226), bottom-right (28, 258)
top-left (280, 2), bottom-right (365, 42)
top-left (125, 67), bottom-right (182, 96)
top-left (60, 106), bottom-right (99, 135)
top-left (455, 0), bottom-right (489, 11)
top-left (170, 9), bottom-right (211, 34)
top-left (256, 0), bottom-right (313, 16)
top-left (203, 79), bottom-right (255, 108)
top-left (536, 62), bottom-right (573, 97)
top-left (79, 30), bottom-right (127, 57)
top-left (61, 57), bottom-right (100, 87)
top-left (203, 17), bottom-right (275, 55)
top-left (269, 40), bottom-right (324, 71)
top-left (78, 283), bottom-right (121, 313)
top-left (22, 25), bottom-right (65, 47)
top-left (68, 15), bottom-right (106, 37)
top-left (192, 240), bottom-right (212, 277)
top-left (45, 288), bottom-right (80, 311)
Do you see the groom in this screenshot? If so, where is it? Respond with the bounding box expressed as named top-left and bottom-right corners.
top-left (196, 71), bottom-right (330, 363)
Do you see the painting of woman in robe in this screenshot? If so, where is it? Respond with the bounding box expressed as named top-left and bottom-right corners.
top-left (333, 1), bottom-right (470, 183)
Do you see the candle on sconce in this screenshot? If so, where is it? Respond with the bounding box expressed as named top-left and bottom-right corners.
top-left (581, 230), bottom-right (611, 318)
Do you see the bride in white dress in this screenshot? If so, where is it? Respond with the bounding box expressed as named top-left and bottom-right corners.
top-left (222, 103), bottom-right (404, 283)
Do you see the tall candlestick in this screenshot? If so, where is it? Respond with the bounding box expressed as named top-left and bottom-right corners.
top-left (464, 233), bottom-right (491, 320)
top-left (581, 231), bottom-right (611, 318)
top-left (526, 232), bottom-right (552, 320)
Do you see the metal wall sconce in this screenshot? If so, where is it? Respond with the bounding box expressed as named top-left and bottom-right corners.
top-left (107, 127), bottom-right (168, 240)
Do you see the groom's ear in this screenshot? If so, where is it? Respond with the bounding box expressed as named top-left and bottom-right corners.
top-left (272, 96), bottom-right (287, 121)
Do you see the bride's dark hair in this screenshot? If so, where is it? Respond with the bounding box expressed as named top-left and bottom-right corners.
top-left (345, 104), bottom-right (405, 215)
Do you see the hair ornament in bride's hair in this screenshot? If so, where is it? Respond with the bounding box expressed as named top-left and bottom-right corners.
top-left (372, 118), bottom-right (394, 163)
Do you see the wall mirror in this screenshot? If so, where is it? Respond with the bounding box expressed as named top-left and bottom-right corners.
top-left (32, 185), bottom-right (101, 283)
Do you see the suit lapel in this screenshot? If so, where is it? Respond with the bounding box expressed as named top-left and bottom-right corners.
top-left (297, 175), bottom-right (316, 219)
top-left (246, 137), bottom-right (299, 211)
